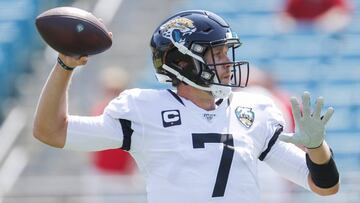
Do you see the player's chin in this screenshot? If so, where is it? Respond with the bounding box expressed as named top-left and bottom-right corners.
top-left (220, 77), bottom-right (231, 85)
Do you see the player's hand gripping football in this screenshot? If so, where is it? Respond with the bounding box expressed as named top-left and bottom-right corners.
top-left (58, 53), bottom-right (88, 68)
top-left (279, 91), bottom-right (334, 148)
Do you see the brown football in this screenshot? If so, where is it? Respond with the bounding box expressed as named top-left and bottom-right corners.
top-left (35, 7), bottom-right (112, 56)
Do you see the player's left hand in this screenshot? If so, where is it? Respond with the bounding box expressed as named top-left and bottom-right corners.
top-left (279, 91), bottom-right (334, 148)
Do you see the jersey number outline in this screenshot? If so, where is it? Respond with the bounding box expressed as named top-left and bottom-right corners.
top-left (192, 133), bottom-right (234, 197)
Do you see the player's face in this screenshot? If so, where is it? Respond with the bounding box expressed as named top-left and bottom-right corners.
top-left (204, 45), bottom-right (232, 85)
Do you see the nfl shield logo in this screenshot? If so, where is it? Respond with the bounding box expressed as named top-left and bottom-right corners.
top-left (235, 107), bottom-right (255, 128)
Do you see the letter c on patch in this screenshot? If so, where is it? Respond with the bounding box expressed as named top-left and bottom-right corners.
top-left (161, 110), bottom-right (181, 127)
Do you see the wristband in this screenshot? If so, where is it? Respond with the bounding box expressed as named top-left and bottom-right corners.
top-left (57, 57), bottom-right (76, 71)
top-left (306, 150), bottom-right (339, 188)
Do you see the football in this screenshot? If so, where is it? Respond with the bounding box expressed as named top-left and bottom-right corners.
top-left (35, 7), bottom-right (112, 56)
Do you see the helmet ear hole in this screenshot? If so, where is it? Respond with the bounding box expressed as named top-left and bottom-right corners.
top-left (176, 61), bottom-right (189, 69)
top-left (166, 48), bottom-right (194, 70)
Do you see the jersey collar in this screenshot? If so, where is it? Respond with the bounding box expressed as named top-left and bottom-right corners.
top-left (166, 89), bottom-right (231, 109)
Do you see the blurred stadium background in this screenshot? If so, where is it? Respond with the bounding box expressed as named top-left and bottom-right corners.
top-left (0, 0), bottom-right (359, 202)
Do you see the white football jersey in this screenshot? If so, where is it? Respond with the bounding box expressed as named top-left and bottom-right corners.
top-left (65, 88), bottom-right (309, 203)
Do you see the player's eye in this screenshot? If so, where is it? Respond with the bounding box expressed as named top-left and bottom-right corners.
top-left (214, 51), bottom-right (222, 57)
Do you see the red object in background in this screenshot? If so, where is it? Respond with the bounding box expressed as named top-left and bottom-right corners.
top-left (285, 0), bottom-right (350, 21)
top-left (92, 149), bottom-right (135, 174)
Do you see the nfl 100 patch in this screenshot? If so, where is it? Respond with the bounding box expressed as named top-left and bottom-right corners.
top-left (235, 107), bottom-right (255, 128)
top-left (202, 113), bottom-right (216, 123)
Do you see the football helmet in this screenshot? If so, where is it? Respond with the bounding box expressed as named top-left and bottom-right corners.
top-left (150, 10), bottom-right (249, 98)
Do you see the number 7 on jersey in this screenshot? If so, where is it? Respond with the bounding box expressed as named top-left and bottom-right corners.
top-left (192, 133), bottom-right (234, 197)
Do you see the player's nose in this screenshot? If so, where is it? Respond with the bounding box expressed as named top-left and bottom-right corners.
top-left (220, 54), bottom-right (231, 68)
top-left (223, 60), bottom-right (232, 71)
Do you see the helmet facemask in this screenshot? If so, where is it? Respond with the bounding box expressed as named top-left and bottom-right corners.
top-left (199, 39), bottom-right (250, 88)
top-left (162, 37), bottom-right (249, 98)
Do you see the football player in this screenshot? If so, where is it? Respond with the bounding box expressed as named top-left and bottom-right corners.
top-left (34, 10), bottom-right (339, 202)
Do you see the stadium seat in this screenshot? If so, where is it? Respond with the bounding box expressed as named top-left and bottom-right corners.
top-left (236, 36), bottom-right (276, 61)
top-left (229, 14), bottom-right (277, 37)
top-left (269, 58), bottom-right (324, 82)
top-left (326, 106), bottom-right (354, 130)
top-left (339, 34), bottom-right (360, 58)
top-left (273, 33), bottom-right (335, 59)
top-left (345, 16), bottom-right (360, 34)
top-left (317, 82), bottom-right (360, 106)
top-left (0, 0), bottom-right (37, 21)
top-left (323, 59), bottom-right (360, 81)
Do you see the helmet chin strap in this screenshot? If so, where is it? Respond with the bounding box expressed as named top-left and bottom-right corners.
top-left (210, 85), bottom-right (231, 99)
top-left (162, 64), bottom-right (231, 99)
top-left (210, 76), bottom-right (232, 99)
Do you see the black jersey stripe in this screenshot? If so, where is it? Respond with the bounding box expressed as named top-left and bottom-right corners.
top-left (259, 125), bottom-right (283, 161)
top-left (215, 99), bottom-right (223, 106)
top-left (167, 89), bottom-right (185, 106)
top-left (215, 98), bottom-right (231, 107)
top-left (119, 119), bottom-right (134, 151)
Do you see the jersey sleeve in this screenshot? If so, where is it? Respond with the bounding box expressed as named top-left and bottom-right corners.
top-left (104, 89), bottom-right (137, 119)
top-left (64, 89), bottom-right (140, 151)
top-left (258, 97), bottom-right (286, 160)
top-left (262, 141), bottom-right (310, 190)
top-left (257, 97), bottom-right (310, 190)
top-left (64, 114), bottom-right (123, 151)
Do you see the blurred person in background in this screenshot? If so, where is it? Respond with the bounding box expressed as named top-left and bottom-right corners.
top-left (85, 67), bottom-right (138, 203)
top-left (33, 10), bottom-right (339, 202)
top-left (277, 0), bottom-right (352, 33)
top-left (90, 66), bottom-right (136, 175)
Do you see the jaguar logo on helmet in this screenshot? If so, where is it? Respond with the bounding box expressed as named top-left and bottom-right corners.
top-left (235, 107), bottom-right (255, 128)
top-left (160, 17), bottom-right (196, 45)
